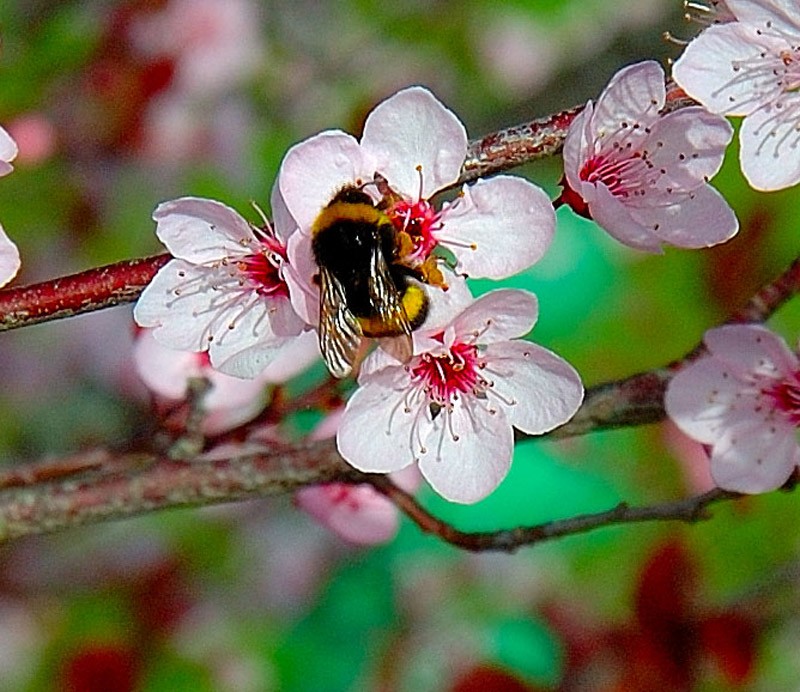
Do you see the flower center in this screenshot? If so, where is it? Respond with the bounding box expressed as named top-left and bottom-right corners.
top-left (409, 341), bottom-right (481, 407)
top-left (236, 235), bottom-right (289, 298)
top-left (388, 198), bottom-right (443, 263)
top-left (579, 153), bottom-right (649, 198)
top-left (764, 371), bottom-right (800, 426)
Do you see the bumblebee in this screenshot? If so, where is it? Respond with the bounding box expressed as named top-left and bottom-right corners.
top-left (311, 185), bottom-right (429, 378)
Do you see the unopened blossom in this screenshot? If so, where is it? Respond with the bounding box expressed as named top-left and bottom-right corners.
top-left (560, 60), bottom-right (738, 251)
top-left (666, 324), bottom-right (800, 493)
top-left (134, 197), bottom-right (314, 378)
top-left (673, 1), bottom-right (800, 190)
top-left (276, 86), bottom-right (555, 285)
top-left (337, 290), bottom-right (584, 504)
top-left (0, 126), bottom-right (19, 288)
top-left (133, 328), bottom-right (318, 434)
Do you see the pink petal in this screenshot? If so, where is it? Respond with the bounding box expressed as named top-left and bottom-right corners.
top-left (739, 105), bottom-right (800, 190)
top-left (133, 329), bottom-right (201, 399)
top-left (710, 417), bottom-right (799, 493)
top-left (483, 341), bottom-right (583, 434)
top-left (0, 126), bottom-right (17, 175)
top-left (284, 229), bottom-right (319, 327)
top-left (585, 184), bottom-right (664, 252)
top-left (417, 405), bottom-right (514, 504)
top-left (590, 61), bottom-right (665, 142)
top-left (277, 130), bottom-right (375, 232)
top-left (153, 197), bottom-right (257, 264)
top-left (726, 0), bottom-right (800, 32)
top-left (665, 357), bottom-right (747, 443)
top-left (270, 182), bottom-right (299, 245)
top-left (295, 484), bottom-right (400, 545)
top-left (440, 176), bottom-right (554, 279)
top-left (562, 102), bottom-right (593, 194)
top-left (337, 367), bottom-right (418, 474)
top-left (643, 108), bottom-right (733, 192)
top-left (451, 289), bottom-right (539, 343)
top-left (672, 24), bottom-right (783, 116)
top-left (0, 227), bottom-right (20, 288)
top-left (704, 323), bottom-right (798, 378)
top-left (361, 86), bottom-right (467, 199)
top-left (630, 185), bottom-right (739, 249)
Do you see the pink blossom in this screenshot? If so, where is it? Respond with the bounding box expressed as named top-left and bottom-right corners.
top-left (665, 324), bottom-right (800, 493)
top-left (133, 197), bottom-right (314, 378)
top-left (672, 0), bottom-right (800, 190)
top-left (276, 86), bottom-right (555, 284)
top-left (560, 60), bottom-right (738, 251)
top-left (336, 290), bottom-right (584, 504)
top-left (133, 328), bottom-right (318, 434)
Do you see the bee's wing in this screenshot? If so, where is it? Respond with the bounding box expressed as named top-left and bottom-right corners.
top-left (318, 266), bottom-right (363, 378)
top-left (367, 242), bottom-right (414, 364)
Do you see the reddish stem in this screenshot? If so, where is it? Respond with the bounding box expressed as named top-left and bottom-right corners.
top-left (0, 253), bottom-right (170, 331)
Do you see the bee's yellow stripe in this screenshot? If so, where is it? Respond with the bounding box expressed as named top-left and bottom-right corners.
top-left (311, 201), bottom-right (389, 237)
top-left (402, 284), bottom-right (428, 330)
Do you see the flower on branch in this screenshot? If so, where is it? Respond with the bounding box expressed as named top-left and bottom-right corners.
top-left (275, 85), bottom-right (555, 286)
top-left (0, 126), bottom-right (20, 288)
top-left (336, 289), bottom-right (584, 504)
top-left (133, 197), bottom-right (316, 378)
top-left (673, 0), bottom-right (800, 191)
top-left (666, 323), bottom-right (800, 493)
top-left (559, 60), bottom-right (738, 252)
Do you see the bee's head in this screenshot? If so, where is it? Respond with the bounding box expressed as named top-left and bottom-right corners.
top-left (329, 184), bottom-right (376, 208)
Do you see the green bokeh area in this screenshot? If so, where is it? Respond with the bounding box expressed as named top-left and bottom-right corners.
top-left (0, 0), bottom-right (799, 690)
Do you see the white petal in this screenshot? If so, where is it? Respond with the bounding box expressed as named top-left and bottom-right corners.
top-left (440, 176), bottom-right (554, 279)
top-left (153, 197), bottom-right (256, 264)
top-left (0, 126), bottom-right (17, 173)
top-left (591, 61), bottom-right (665, 143)
top-left (672, 24), bottom-right (784, 116)
top-left (665, 357), bottom-right (749, 443)
top-left (337, 367), bottom-right (420, 474)
top-left (630, 185), bottom-right (739, 249)
top-left (704, 323), bottom-right (797, 377)
top-left (361, 86), bottom-right (468, 198)
top-left (643, 108), bottom-right (733, 192)
top-left (278, 130), bottom-right (375, 232)
top-left (284, 229), bottom-right (319, 327)
top-left (710, 418), bottom-right (799, 493)
top-left (726, 0), bottom-right (800, 32)
top-left (257, 329), bottom-right (320, 382)
top-left (0, 226), bottom-right (20, 288)
top-left (209, 295), bottom-right (303, 377)
top-left (270, 181), bottom-right (299, 244)
top-left (562, 102), bottom-right (593, 194)
top-left (739, 102), bottom-right (800, 191)
top-left (585, 184), bottom-right (663, 252)
top-left (451, 289), bottom-right (539, 343)
top-left (483, 341), bottom-right (583, 434)
top-left (417, 404), bottom-right (514, 504)
top-left (133, 329), bottom-right (200, 399)
top-left (417, 273), bottom-right (474, 334)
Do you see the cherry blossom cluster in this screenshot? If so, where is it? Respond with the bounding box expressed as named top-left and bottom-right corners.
top-left (132, 60), bottom-right (761, 517)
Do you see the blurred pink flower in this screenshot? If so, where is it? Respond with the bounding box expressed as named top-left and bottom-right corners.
top-left (560, 60), bottom-right (738, 251)
top-left (666, 324), bottom-right (800, 493)
top-left (134, 197), bottom-right (316, 378)
top-left (337, 290), bottom-right (583, 504)
top-left (6, 114), bottom-right (56, 166)
top-left (130, 0), bottom-right (264, 96)
top-left (673, 0), bottom-right (800, 190)
top-left (133, 329), bottom-right (317, 435)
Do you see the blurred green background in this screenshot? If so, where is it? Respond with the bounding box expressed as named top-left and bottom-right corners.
top-left (0, 1), bottom-right (798, 690)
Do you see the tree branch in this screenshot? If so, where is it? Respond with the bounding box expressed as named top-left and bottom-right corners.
top-left (369, 476), bottom-right (741, 552)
